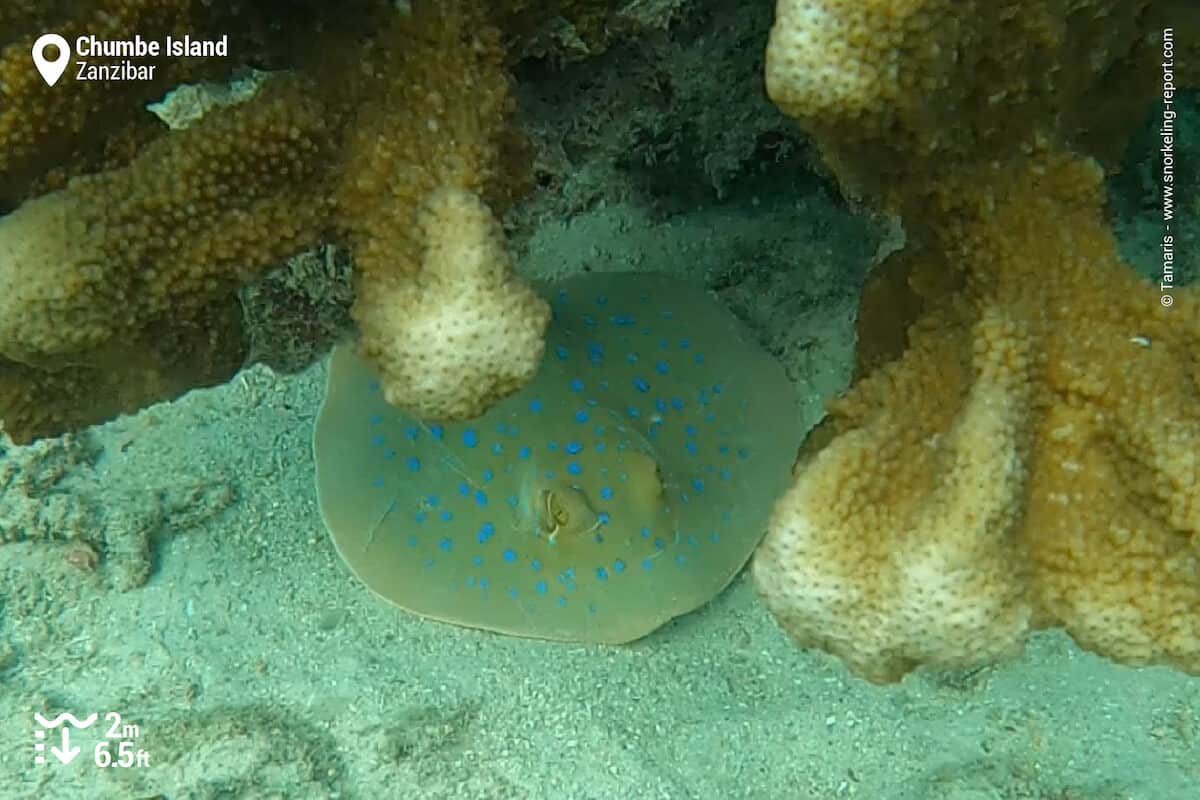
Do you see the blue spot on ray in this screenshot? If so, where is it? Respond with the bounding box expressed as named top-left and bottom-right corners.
top-left (315, 272), bottom-right (801, 645)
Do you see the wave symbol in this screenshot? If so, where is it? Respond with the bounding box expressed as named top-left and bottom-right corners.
top-left (34, 712), bottom-right (98, 729)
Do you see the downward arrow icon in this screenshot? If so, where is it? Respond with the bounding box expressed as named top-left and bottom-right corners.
top-left (50, 728), bottom-right (80, 765)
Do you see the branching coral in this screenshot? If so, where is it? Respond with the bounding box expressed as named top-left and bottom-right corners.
top-left (752, 0), bottom-right (1200, 682)
top-left (0, 74), bottom-right (338, 442)
top-left (0, 0), bottom-right (618, 442)
top-left (336, 4), bottom-right (549, 419)
top-left (0, 0), bottom-right (205, 206)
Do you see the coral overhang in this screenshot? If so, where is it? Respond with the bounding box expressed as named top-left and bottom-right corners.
top-left (753, 0), bottom-right (1199, 682)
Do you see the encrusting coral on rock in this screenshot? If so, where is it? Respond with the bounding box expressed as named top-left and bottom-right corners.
top-left (0, 0), bottom-right (599, 443)
top-left (752, 0), bottom-right (1200, 682)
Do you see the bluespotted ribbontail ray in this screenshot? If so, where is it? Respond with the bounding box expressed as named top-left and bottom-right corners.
top-left (314, 272), bottom-right (802, 643)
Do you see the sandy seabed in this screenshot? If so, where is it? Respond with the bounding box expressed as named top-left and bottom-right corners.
top-left (1, 196), bottom-right (1197, 800)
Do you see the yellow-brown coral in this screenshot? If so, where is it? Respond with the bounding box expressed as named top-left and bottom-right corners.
top-left (762, 0), bottom-right (1162, 209)
top-left (0, 75), bottom-right (338, 443)
top-left (0, 0), bottom-right (572, 442)
top-left (753, 0), bottom-right (1200, 682)
top-left (336, 3), bottom-right (549, 420)
top-left (0, 0), bottom-right (202, 206)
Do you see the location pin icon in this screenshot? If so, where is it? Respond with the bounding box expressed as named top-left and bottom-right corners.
top-left (32, 34), bottom-right (71, 87)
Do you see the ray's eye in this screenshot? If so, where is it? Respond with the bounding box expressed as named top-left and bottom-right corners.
top-left (535, 486), bottom-right (600, 544)
top-left (540, 489), bottom-right (569, 534)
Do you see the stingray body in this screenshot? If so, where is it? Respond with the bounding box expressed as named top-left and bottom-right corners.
top-left (314, 272), bottom-right (801, 643)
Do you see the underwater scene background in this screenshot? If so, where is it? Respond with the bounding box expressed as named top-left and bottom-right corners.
top-left (1, 1), bottom-right (1197, 798)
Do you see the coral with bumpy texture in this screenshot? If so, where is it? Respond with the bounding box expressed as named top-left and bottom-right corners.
top-left (337, 1), bottom-right (548, 420)
top-left (756, 309), bottom-right (1038, 682)
top-left (753, 0), bottom-right (1200, 683)
top-left (354, 188), bottom-right (549, 419)
top-left (757, 155), bottom-right (1200, 682)
top-left (0, 0), bottom-right (199, 206)
top-left (0, 76), bottom-right (336, 443)
top-left (0, 75), bottom-right (333, 362)
top-left (764, 0), bottom-right (1159, 204)
top-left (1, 0), bottom-right (575, 441)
